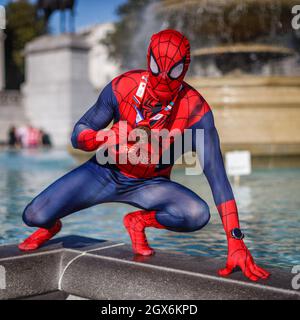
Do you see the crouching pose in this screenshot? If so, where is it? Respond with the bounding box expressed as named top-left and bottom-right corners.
top-left (19, 29), bottom-right (269, 282)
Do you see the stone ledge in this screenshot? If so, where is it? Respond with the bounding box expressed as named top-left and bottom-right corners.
top-left (25, 34), bottom-right (90, 54)
top-left (188, 76), bottom-right (300, 88)
top-left (0, 236), bottom-right (299, 300)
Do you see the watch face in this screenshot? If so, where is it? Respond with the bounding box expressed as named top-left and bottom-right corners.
top-left (232, 228), bottom-right (244, 240)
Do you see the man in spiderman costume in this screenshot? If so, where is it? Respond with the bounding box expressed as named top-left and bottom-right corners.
top-left (19, 29), bottom-right (269, 282)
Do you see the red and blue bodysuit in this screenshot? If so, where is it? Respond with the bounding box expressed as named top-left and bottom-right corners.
top-left (19, 30), bottom-right (269, 281)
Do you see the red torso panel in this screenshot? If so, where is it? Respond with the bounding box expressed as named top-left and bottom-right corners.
top-left (111, 70), bottom-right (210, 178)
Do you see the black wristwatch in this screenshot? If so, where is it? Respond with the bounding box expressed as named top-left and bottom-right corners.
top-left (230, 228), bottom-right (245, 240)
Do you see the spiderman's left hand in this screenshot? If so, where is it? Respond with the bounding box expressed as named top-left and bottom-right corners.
top-left (218, 238), bottom-right (270, 281)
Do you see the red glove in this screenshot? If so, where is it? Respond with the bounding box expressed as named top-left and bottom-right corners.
top-left (77, 122), bottom-right (129, 152)
top-left (217, 200), bottom-right (270, 281)
top-left (77, 129), bottom-right (101, 151)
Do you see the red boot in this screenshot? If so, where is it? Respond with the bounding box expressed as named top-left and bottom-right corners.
top-left (18, 220), bottom-right (62, 251)
top-left (123, 210), bottom-right (165, 256)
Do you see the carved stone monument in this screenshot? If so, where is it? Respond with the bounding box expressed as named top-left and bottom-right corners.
top-left (0, 29), bottom-right (5, 91)
top-left (22, 34), bottom-right (97, 146)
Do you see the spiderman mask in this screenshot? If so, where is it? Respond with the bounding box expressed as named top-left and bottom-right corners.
top-left (147, 29), bottom-right (191, 104)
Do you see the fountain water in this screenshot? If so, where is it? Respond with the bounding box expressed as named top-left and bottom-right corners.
top-left (156, 0), bottom-right (300, 166)
top-left (160, 0), bottom-right (300, 75)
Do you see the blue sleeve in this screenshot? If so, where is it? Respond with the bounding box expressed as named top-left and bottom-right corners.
top-left (71, 81), bottom-right (119, 148)
top-left (191, 111), bottom-right (235, 206)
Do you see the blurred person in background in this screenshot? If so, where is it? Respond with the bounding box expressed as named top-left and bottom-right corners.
top-left (16, 125), bottom-right (30, 148)
top-left (7, 125), bottom-right (18, 148)
top-left (27, 126), bottom-right (41, 148)
top-left (40, 129), bottom-right (52, 148)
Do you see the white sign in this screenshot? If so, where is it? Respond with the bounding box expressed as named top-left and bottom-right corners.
top-left (225, 151), bottom-right (251, 176)
top-left (0, 6), bottom-right (5, 30)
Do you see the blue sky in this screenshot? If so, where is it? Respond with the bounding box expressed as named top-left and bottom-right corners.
top-left (0, 0), bottom-right (127, 32)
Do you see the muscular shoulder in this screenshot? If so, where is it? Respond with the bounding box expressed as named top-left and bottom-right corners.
top-left (111, 70), bottom-right (145, 102)
top-left (177, 82), bottom-right (211, 128)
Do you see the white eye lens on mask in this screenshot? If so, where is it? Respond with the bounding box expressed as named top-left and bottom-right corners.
top-left (169, 62), bottom-right (184, 79)
top-left (150, 54), bottom-right (159, 75)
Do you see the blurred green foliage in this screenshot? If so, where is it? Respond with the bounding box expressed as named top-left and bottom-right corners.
top-left (5, 0), bottom-right (46, 89)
